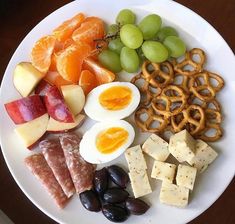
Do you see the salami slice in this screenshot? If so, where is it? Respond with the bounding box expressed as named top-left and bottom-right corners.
top-left (25, 153), bottom-right (69, 208)
top-left (59, 133), bottom-right (96, 194)
top-left (40, 139), bottom-right (75, 198)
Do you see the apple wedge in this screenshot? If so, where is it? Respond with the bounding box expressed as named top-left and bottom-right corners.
top-left (13, 62), bottom-right (44, 97)
top-left (4, 95), bottom-right (46, 124)
top-left (61, 85), bottom-right (85, 116)
top-left (35, 79), bottom-right (52, 96)
top-left (47, 114), bottom-right (85, 133)
top-left (15, 113), bottom-right (49, 149)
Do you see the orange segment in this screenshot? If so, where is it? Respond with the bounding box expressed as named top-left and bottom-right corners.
top-left (31, 35), bottom-right (56, 74)
top-left (44, 71), bottom-right (72, 88)
top-left (53, 13), bottom-right (85, 42)
top-left (79, 70), bottom-right (97, 95)
top-left (83, 57), bottom-right (115, 85)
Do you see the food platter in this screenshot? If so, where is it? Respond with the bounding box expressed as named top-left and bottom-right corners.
top-left (0, 0), bottom-right (235, 223)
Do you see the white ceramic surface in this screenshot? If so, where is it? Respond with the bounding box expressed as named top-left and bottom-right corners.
top-left (0, 0), bottom-right (235, 223)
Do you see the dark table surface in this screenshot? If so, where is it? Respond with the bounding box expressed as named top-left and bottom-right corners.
top-left (0, 0), bottom-right (234, 223)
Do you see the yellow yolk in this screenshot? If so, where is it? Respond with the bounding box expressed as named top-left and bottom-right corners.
top-left (99, 86), bottom-right (132, 110)
top-left (96, 127), bottom-right (129, 154)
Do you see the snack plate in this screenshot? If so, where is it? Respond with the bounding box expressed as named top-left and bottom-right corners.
top-left (0, 0), bottom-right (235, 223)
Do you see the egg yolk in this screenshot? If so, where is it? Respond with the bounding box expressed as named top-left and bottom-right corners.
top-left (99, 86), bottom-right (132, 110)
top-left (96, 127), bottom-right (129, 154)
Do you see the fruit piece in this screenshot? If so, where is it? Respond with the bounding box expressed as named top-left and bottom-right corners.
top-left (15, 113), bottom-right (49, 149)
top-left (49, 52), bottom-right (58, 71)
top-left (142, 41), bottom-right (169, 63)
top-left (139, 14), bottom-right (162, 40)
top-left (44, 86), bottom-right (74, 123)
top-left (120, 24), bottom-right (143, 49)
top-left (13, 62), bottom-right (44, 97)
top-left (56, 43), bottom-right (91, 83)
top-left (157, 26), bottom-right (178, 42)
top-left (31, 35), bottom-right (56, 74)
top-left (107, 165), bottom-right (129, 188)
top-left (46, 114), bottom-right (85, 133)
top-left (35, 80), bottom-right (52, 96)
top-left (103, 188), bottom-right (129, 203)
top-left (61, 85), bottom-right (85, 115)
top-left (79, 70), bottom-right (97, 95)
top-left (93, 168), bottom-right (109, 195)
top-left (72, 17), bottom-right (105, 47)
top-left (83, 57), bottom-right (115, 85)
top-left (163, 36), bottom-right (186, 58)
top-left (44, 71), bottom-right (72, 88)
top-left (79, 190), bottom-right (101, 212)
top-left (116, 9), bottom-right (136, 25)
top-left (53, 13), bottom-right (85, 42)
top-left (4, 95), bottom-right (46, 124)
top-left (120, 47), bottom-right (139, 73)
top-left (98, 50), bottom-right (122, 73)
top-left (108, 38), bottom-right (124, 54)
top-left (107, 24), bottom-right (119, 36)
top-left (125, 197), bottom-right (150, 215)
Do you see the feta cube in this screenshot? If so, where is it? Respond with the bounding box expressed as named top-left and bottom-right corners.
top-left (160, 182), bottom-right (189, 207)
top-left (169, 129), bottom-right (196, 163)
top-left (129, 170), bottom-right (152, 198)
top-left (142, 134), bottom-right (170, 161)
top-left (176, 164), bottom-right (197, 190)
top-left (125, 145), bottom-right (147, 171)
top-left (151, 161), bottom-right (176, 183)
top-left (188, 139), bottom-right (218, 173)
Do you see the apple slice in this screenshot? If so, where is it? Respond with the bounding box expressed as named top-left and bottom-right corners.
top-left (61, 85), bottom-right (85, 116)
top-left (44, 86), bottom-right (74, 123)
top-left (47, 114), bottom-right (85, 133)
top-left (15, 113), bottom-right (49, 149)
top-left (4, 95), bottom-right (46, 124)
top-left (13, 62), bottom-right (44, 97)
top-left (34, 79), bottom-right (52, 96)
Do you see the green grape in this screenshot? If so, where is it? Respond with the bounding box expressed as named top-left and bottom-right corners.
top-left (120, 24), bottom-right (143, 49)
top-left (120, 47), bottom-right (140, 73)
top-left (107, 24), bottom-right (119, 36)
top-left (142, 41), bottom-right (168, 63)
top-left (98, 49), bottom-right (122, 73)
top-left (163, 36), bottom-right (186, 58)
top-left (108, 38), bottom-right (124, 54)
top-left (157, 26), bottom-right (178, 42)
top-left (139, 14), bottom-right (162, 40)
top-left (137, 47), bottom-right (145, 62)
top-left (116, 9), bottom-right (136, 25)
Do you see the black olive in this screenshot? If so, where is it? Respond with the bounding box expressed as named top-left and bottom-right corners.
top-left (103, 188), bottom-right (129, 203)
top-left (93, 167), bottom-right (109, 194)
top-left (107, 165), bottom-right (129, 188)
top-left (102, 204), bottom-right (129, 223)
top-left (125, 197), bottom-right (150, 215)
top-left (79, 190), bottom-right (101, 212)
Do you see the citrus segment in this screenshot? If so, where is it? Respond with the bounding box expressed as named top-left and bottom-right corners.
top-left (44, 71), bottom-right (72, 88)
top-left (79, 70), bottom-right (97, 95)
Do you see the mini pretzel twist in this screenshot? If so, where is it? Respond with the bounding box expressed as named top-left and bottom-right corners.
top-left (171, 73), bottom-right (191, 94)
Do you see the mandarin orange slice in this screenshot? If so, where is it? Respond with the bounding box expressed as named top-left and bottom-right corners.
top-left (44, 71), bottom-right (72, 88)
top-left (79, 70), bottom-right (97, 95)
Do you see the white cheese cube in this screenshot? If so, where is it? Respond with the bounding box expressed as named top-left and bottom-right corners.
top-left (129, 170), bottom-right (152, 198)
top-left (176, 164), bottom-right (197, 190)
top-left (160, 182), bottom-right (189, 207)
top-left (151, 161), bottom-right (176, 183)
top-left (188, 139), bottom-right (218, 173)
top-left (142, 134), bottom-right (170, 161)
top-left (169, 129), bottom-right (196, 163)
top-left (125, 145), bottom-right (147, 171)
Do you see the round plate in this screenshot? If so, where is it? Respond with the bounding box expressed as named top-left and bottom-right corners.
top-left (0, 0), bottom-right (235, 223)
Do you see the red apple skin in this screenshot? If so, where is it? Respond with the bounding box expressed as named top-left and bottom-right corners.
top-left (35, 79), bottom-right (53, 96)
top-left (4, 95), bottom-right (46, 124)
top-left (44, 86), bottom-right (74, 123)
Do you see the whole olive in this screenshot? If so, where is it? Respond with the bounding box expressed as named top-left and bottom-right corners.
top-left (125, 197), bottom-right (150, 215)
top-left (107, 165), bottom-right (129, 188)
top-left (79, 190), bottom-right (101, 212)
top-left (103, 188), bottom-right (129, 203)
top-left (93, 167), bottom-right (109, 194)
top-left (102, 204), bottom-right (129, 223)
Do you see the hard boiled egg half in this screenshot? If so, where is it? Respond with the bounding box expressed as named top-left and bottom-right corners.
top-left (84, 82), bottom-right (140, 121)
top-left (80, 120), bottom-right (135, 164)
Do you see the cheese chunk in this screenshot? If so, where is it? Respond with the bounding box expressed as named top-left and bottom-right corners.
top-left (160, 182), bottom-right (189, 207)
top-left (169, 129), bottom-right (196, 163)
top-left (142, 134), bottom-right (170, 161)
top-left (176, 164), bottom-right (197, 190)
top-left (125, 145), bottom-right (147, 171)
top-left (129, 170), bottom-right (152, 198)
top-left (188, 139), bottom-right (218, 173)
top-left (151, 161), bottom-right (176, 183)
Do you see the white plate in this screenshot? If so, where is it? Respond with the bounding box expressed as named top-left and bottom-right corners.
top-left (0, 0), bottom-right (235, 223)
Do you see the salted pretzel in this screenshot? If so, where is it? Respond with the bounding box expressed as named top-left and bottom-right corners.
top-left (171, 73), bottom-right (191, 94)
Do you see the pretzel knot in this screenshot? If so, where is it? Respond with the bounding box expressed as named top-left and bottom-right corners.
top-left (142, 61), bottom-right (174, 88)
top-left (171, 73), bottom-right (191, 94)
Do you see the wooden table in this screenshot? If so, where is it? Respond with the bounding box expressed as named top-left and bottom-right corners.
top-left (0, 0), bottom-right (234, 223)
